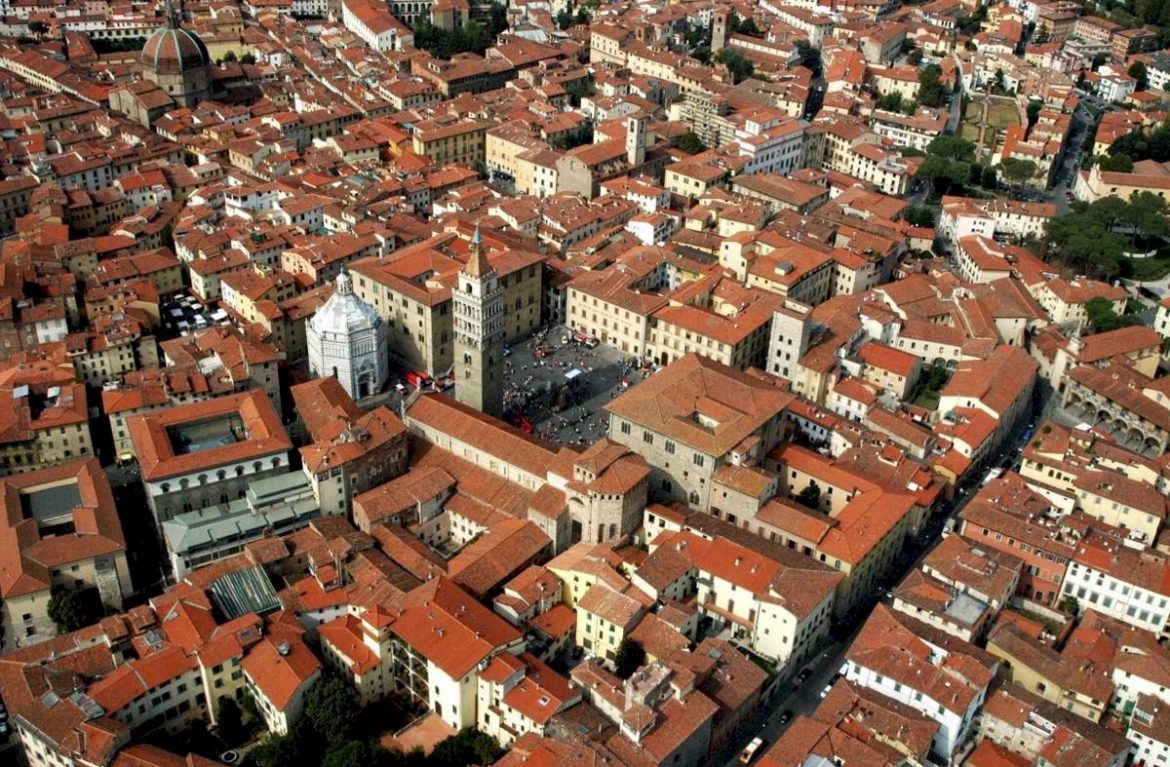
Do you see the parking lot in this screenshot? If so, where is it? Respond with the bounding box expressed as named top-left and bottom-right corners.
top-left (502, 325), bottom-right (655, 447)
top-left (160, 293), bottom-right (228, 339)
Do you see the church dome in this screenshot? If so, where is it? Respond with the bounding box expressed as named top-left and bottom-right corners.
top-left (309, 270), bottom-right (382, 337)
top-left (141, 1), bottom-right (209, 76)
top-left (142, 27), bottom-right (209, 75)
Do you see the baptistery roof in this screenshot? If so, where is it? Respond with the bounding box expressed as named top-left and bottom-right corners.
top-left (310, 270), bottom-right (382, 336)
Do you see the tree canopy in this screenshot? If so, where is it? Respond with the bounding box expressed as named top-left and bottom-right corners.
top-left (1044, 193), bottom-right (1170, 280)
top-left (796, 481), bottom-right (822, 510)
top-left (412, 2), bottom-right (508, 59)
top-left (677, 131), bottom-right (706, 154)
top-left (914, 135), bottom-right (978, 197)
top-left (917, 64), bottom-right (945, 107)
top-left (732, 13), bottom-right (763, 37)
top-left (794, 40), bottom-right (823, 77)
top-left (47, 586), bottom-right (102, 633)
top-left (1107, 120), bottom-right (1170, 166)
top-left (1129, 61), bottom-right (1149, 91)
top-left (715, 48), bottom-right (754, 84)
top-left (614, 638), bottom-right (647, 679)
top-left (1084, 296), bottom-right (1138, 333)
top-left (998, 157), bottom-right (1038, 186)
top-left (304, 676), bottom-right (362, 747)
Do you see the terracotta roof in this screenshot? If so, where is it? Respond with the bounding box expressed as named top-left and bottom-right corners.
top-left (128, 390), bottom-right (292, 482)
top-left (0, 459), bottom-right (127, 599)
top-left (605, 354), bottom-right (792, 456)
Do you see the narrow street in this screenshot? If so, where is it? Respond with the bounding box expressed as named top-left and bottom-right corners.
top-left (715, 384), bottom-right (1059, 766)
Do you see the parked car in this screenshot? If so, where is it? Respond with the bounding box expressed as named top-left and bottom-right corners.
top-left (739, 737), bottom-right (766, 764)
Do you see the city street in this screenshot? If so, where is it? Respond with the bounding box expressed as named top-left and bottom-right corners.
top-left (714, 381), bottom-right (1062, 765)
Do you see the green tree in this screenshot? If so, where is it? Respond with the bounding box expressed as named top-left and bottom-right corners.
top-left (917, 63), bottom-right (945, 107)
top-left (999, 157), bottom-right (1038, 186)
top-left (677, 131), bottom-right (706, 154)
top-left (216, 696), bottom-right (247, 746)
top-left (1099, 153), bottom-right (1134, 172)
top-left (222, 50), bottom-right (238, 63)
top-left (794, 39), bottom-right (822, 77)
top-left (1085, 297), bottom-right (1131, 331)
top-left (714, 48), bottom-right (754, 84)
top-left (550, 123), bottom-right (593, 150)
top-left (242, 733), bottom-right (303, 767)
top-left (907, 49), bottom-right (923, 65)
top-left (993, 68), bottom-right (1007, 92)
top-left (734, 15), bottom-right (763, 37)
top-left (876, 92), bottom-right (912, 114)
top-left (1129, 60), bottom-right (1149, 90)
top-left (322, 740), bottom-right (383, 767)
top-left (1045, 208), bottom-right (1127, 279)
top-left (47, 586), bottom-right (101, 633)
top-left (1120, 190), bottom-right (1169, 246)
top-left (914, 137), bottom-right (976, 197)
top-left (796, 480), bottom-right (822, 510)
top-left (614, 638), bottom-right (647, 679)
top-left (903, 206), bottom-right (938, 228)
top-left (980, 164), bottom-right (999, 189)
top-left (304, 676), bottom-right (361, 746)
top-left (27, 20), bottom-right (49, 38)
top-left (926, 135), bottom-right (976, 162)
top-left (1059, 595), bottom-right (1080, 614)
top-left (556, 9), bottom-right (573, 29)
top-left (1026, 100), bottom-right (1041, 127)
top-left (1109, 120), bottom-right (1170, 164)
top-left (430, 729), bottom-right (502, 766)
top-left (564, 80), bottom-right (595, 107)
top-left (240, 52), bottom-right (256, 65)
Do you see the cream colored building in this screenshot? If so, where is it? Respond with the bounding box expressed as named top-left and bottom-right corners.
top-left (606, 354), bottom-right (792, 509)
top-left (351, 233), bottom-right (543, 376)
top-left (0, 460), bottom-right (133, 649)
top-left (576, 583), bottom-right (647, 666)
top-left (653, 529), bottom-right (839, 667)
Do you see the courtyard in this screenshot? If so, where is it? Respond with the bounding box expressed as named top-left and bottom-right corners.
top-left (960, 97), bottom-right (1021, 158)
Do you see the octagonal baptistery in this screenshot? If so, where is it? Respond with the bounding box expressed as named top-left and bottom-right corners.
top-left (307, 269), bottom-right (390, 401)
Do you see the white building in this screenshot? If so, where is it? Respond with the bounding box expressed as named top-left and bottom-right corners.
top-left (653, 530), bottom-right (839, 667)
top-left (307, 269), bottom-right (389, 401)
top-left (1129, 694), bottom-right (1170, 767)
top-left (341, 0), bottom-right (413, 52)
top-left (1060, 532), bottom-right (1170, 637)
top-left (842, 604), bottom-right (997, 762)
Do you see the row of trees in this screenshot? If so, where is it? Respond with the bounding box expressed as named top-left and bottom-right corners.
top-left (911, 135), bottom-right (1040, 197)
top-left (412, 2), bottom-right (508, 59)
top-left (244, 677), bottom-right (502, 767)
top-left (1045, 192), bottom-right (1170, 280)
top-left (1098, 119), bottom-right (1170, 173)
